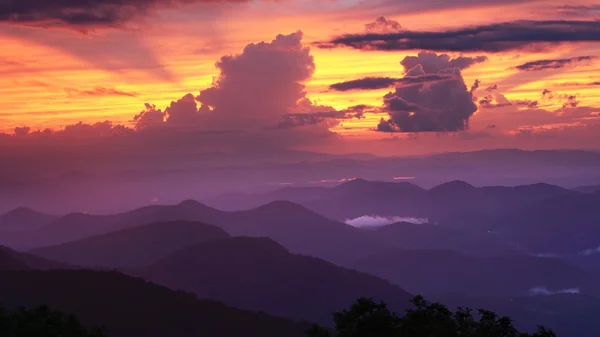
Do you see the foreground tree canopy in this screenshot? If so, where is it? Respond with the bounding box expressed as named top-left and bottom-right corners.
top-left (308, 296), bottom-right (557, 337)
top-left (0, 305), bottom-right (106, 337)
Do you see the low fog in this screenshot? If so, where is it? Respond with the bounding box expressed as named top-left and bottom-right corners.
top-left (345, 215), bottom-right (429, 228)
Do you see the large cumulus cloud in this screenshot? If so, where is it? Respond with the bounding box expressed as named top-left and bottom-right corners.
top-left (376, 52), bottom-right (479, 132)
top-left (195, 31), bottom-right (318, 129)
top-left (2, 31), bottom-right (352, 155)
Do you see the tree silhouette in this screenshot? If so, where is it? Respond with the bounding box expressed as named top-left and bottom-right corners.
top-left (0, 305), bottom-right (106, 337)
top-left (308, 295), bottom-right (557, 337)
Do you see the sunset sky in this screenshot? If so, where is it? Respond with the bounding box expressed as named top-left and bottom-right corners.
top-left (1, 0), bottom-right (600, 155)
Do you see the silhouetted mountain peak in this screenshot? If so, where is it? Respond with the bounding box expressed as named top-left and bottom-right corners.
top-left (250, 200), bottom-right (317, 217)
top-left (515, 183), bottom-right (569, 194)
top-left (2, 207), bottom-right (38, 217)
top-left (0, 246), bottom-right (31, 270)
top-left (430, 180), bottom-right (476, 194)
top-left (178, 199), bottom-right (205, 208)
top-left (335, 178), bottom-right (423, 194)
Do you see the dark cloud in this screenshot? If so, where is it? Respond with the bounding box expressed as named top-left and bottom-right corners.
top-left (541, 89), bottom-right (581, 109)
top-left (64, 87), bottom-right (138, 97)
top-left (400, 51), bottom-right (487, 73)
top-left (478, 91), bottom-right (538, 109)
top-left (0, 0), bottom-right (252, 29)
top-left (515, 56), bottom-right (596, 71)
top-left (164, 93), bottom-right (204, 127)
top-left (376, 52), bottom-right (478, 133)
top-left (13, 127), bottom-right (31, 136)
top-left (329, 77), bottom-right (399, 91)
top-left (274, 104), bottom-right (369, 129)
top-left (364, 16), bottom-right (404, 34)
top-left (329, 51), bottom-right (486, 92)
top-left (556, 5), bottom-right (600, 17)
top-left (562, 95), bottom-right (580, 109)
top-left (132, 103), bottom-right (165, 130)
top-left (486, 84), bottom-right (498, 92)
top-left (319, 20), bottom-right (600, 52)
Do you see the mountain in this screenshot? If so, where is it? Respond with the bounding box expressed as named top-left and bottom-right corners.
top-left (365, 222), bottom-right (516, 255)
top-left (30, 221), bottom-right (231, 268)
top-left (205, 179), bottom-right (578, 222)
top-left (3, 200), bottom-right (386, 264)
top-left (0, 246), bottom-right (30, 270)
top-left (0, 246), bottom-right (74, 270)
top-left (0, 270), bottom-right (308, 337)
top-left (138, 236), bottom-right (413, 324)
top-left (0, 207), bottom-right (58, 232)
top-left (0, 201), bottom-right (222, 250)
top-left (573, 185), bottom-right (600, 193)
top-left (495, 191), bottom-right (600, 254)
top-left (349, 249), bottom-right (593, 298)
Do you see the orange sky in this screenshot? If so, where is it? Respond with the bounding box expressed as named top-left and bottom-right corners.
top-left (1, 0), bottom-right (599, 153)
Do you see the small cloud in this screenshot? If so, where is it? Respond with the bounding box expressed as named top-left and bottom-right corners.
top-left (65, 87), bottom-right (139, 98)
top-left (345, 215), bottom-right (429, 228)
top-left (580, 246), bottom-right (600, 256)
top-left (364, 16), bottom-right (405, 34)
top-left (329, 77), bottom-right (400, 91)
top-left (515, 56), bottom-right (596, 71)
top-left (529, 286), bottom-right (580, 296)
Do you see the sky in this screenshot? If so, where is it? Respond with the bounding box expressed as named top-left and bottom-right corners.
top-left (1, 0), bottom-right (600, 156)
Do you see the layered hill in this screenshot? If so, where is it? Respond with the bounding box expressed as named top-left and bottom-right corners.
top-left (0, 270), bottom-right (308, 337)
top-left (139, 236), bottom-right (413, 324)
top-left (31, 221), bottom-right (230, 268)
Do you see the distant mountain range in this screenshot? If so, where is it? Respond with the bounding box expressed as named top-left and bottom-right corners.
top-left (3, 148), bottom-right (600, 214)
top-left (204, 179), bottom-right (578, 222)
top-left (349, 248), bottom-right (595, 297)
top-left (2, 200), bottom-right (387, 265)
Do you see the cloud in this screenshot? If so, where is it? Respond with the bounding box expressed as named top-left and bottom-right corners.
top-left (345, 215), bottom-right (429, 228)
top-left (273, 105), bottom-right (367, 129)
top-left (377, 53), bottom-right (478, 133)
top-left (478, 91), bottom-right (538, 109)
top-left (541, 89), bottom-right (580, 109)
top-left (1, 31), bottom-right (349, 155)
top-left (195, 31), bottom-right (319, 130)
top-left (133, 103), bottom-right (166, 130)
top-left (0, 0), bottom-right (253, 29)
top-left (364, 16), bottom-right (404, 34)
top-left (556, 5), bottom-right (600, 17)
top-left (400, 51), bottom-right (487, 73)
top-left (329, 77), bottom-right (400, 91)
top-left (64, 87), bottom-right (138, 98)
top-left (328, 51), bottom-right (487, 92)
top-left (529, 287), bottom-right (580, 296)
top-left (580, 246), bottom-right (600, 256)
top-left (319, 20), bottom-right (600, 52)
top-left (515, 56), bottom-right (596, 71)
